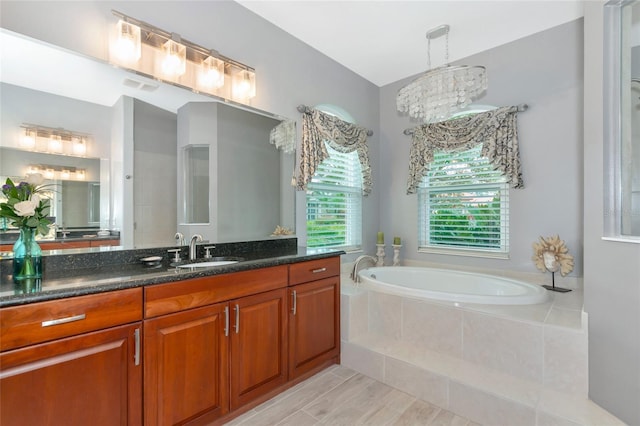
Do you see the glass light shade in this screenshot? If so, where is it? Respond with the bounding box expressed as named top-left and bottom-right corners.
top-left (231, 69), bottom-right (256, 101)
top-left (61, 170), bottom-right (70, 180)
top-left (21, 129), bottom-right (36, 149)
top-left (396, 65), bottom-right (487, 123)
top-left (198, 56), bottom-right (225, 90)
top-left (73, 137), bottom-right (87, 156)
top-left (27, 166), bottom-right (39, 175)
top-left (44, 169), bottom-right (55, 179)
top-left (161, 39), bottom-right (186, 77)
top-left (76, 169), bottom-right (86, 180)
top-left (113, 20), bottom-right (141, 64)
top-left (48, 135), bottom-right (63, 153)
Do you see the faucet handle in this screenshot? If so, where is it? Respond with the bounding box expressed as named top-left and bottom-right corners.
top-left (204, 246), bottom-right (216, 259)
top-left (167, 248), bottom-right (182, 263)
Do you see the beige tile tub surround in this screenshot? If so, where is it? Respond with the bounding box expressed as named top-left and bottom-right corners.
top-left (340, 267), bottom-right (624, 426)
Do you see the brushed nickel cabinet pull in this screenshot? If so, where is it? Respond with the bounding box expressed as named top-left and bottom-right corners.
top-left (134, 328), bottom-right (141, 366)
top-left (292, 290), bottom-right (297, 315)
top-left (311, 267), bottom-right (327, 273)
top-left (224, 306), bottom-right (229, 337)
top-left (41, 313), bottom-right (86, 327)
top-left (234, 304), bottom-right (240, 334)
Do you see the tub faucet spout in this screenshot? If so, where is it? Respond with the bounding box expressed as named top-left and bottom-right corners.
top-left (351, 255), bottom-right (377, 283)
top-left (189, 234), bottom-right (203, 260)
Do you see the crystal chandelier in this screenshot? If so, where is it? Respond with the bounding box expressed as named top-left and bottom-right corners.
top-left (397, 24), bottom-right (487, 123)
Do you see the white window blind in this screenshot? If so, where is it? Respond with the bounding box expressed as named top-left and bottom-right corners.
top-left (306, 143), bottom-right (362, 250)
top-left (418, 143), bottom-right (509, 257)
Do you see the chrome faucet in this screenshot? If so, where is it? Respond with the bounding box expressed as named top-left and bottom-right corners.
top-left (174, 232), bottom-right (185, 246)
top-left (189, 234), bottom-right (203, 260)
top-left (350, 255), bottom-right (377, 283)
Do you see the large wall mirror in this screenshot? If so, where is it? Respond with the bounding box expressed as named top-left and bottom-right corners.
top-left (604, 0), bottom-right (640, 241)
top-left (0, 29), bottom-right (296, 251)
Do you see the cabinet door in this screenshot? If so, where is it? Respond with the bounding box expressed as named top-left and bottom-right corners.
top-left (230, 288), bottom-right (287, 410)
top-left (289, 277), bottom-right (340, 379)
top-left (0, 323), bottom-right (142, 426)
top-left (144, 303), bottom-right (229, 426)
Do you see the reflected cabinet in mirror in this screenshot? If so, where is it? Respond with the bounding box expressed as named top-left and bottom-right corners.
top-left (605, 0), bottom-right (640, 240)
top-left (0, 29), bottom-right (296, 251)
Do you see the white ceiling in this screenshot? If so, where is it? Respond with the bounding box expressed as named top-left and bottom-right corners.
top-left (236, 0), bottom-right (585, 87)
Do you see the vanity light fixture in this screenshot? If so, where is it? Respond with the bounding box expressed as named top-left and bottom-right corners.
top-left (397, 24), bottom-right (487, 123)
top-left (232, 68), bottom-right (256, 101)
top-left (160, 36), bottom-right (186, 77)
top-left (109, 10), bottom-right (256, 103)
top-left (114, 19), bottom-right (141, 64)
top-left (20, 124), bottom-right (91, 157)
top-left (198, 54), bottom-right (225, 90)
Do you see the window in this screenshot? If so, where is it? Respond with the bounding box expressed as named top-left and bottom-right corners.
top-left (306, 144), bottom-right (362, 250)
top-left (418, 143), bottom-right (509, 258)
top-left (305, 105), bottom-right (362, 251)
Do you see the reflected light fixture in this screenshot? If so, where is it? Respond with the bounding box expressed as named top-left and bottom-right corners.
top-left (396, 24), bottom-right (487, 123)
top-left (48, 135), bottom-right (63, 153)
top-left (109, 10), bottom-right (256, 103)
top-left (20, 124), bottom-right (91, 156)
top-left (21, 129), bottom-right (36, 149)
top-left (72, 137), bottom-right (87, 155)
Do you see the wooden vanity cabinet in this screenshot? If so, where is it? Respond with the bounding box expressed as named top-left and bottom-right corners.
top-left (143, 303), bottom-right (229, 426)
top-left (288, 257), bottom-right (341, 380)
top-left (229, 288), bottom-right (288, 410)
top-left (0, 288), bottom-right (143, 426)
top-left (143, 266), bottom-right (288, 425)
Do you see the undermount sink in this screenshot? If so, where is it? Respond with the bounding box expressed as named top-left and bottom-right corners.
top-left (175, 257), bottom-right (244, 269)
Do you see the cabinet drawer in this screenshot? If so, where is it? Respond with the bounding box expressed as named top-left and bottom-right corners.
top-left (0, 288), bottom-right (143, 352)
top-left (145, 265), bottom-right (288, 318)
top-left (289, 257), bottom-right (340, 285)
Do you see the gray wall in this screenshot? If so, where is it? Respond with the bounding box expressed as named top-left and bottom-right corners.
top-left (217, 103), bottom-right (281, 241)
top-left (584, 3), bottom-right (640, 425)
top-left (0, 0), bottom-right (381, 255)
top-left (133, 99), bottom-right (177, 248)
top-left (379, 20), bottom-right (584, 277)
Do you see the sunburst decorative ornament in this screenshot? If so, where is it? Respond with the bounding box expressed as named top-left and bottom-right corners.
top-left (532, 235), bottom-right (574, 292)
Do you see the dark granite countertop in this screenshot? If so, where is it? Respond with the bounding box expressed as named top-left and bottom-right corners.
top-left (0, 239), bottom-right (344, 308)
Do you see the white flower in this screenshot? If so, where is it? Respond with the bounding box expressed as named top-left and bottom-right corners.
top-left (26, 173), bottom-right (44, 186)
top-left (14, 200), bottom-right (37, 217)
top-left (31, 193), bottom-right (41, 205)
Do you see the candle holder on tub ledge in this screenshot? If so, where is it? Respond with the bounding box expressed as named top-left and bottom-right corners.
top-left (392, 236), bottom-right (402, 266)
top-left (376, 244), bottom-right (385, 267)
top-left (532, 235), bottom-right (574, 292)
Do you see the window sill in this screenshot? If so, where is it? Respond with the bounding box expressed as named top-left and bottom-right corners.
top-left (418, 246), bottom-right (510, 259)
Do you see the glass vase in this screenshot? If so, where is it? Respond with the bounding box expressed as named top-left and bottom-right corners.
top-left (13, 227), bottom-right (42, 284)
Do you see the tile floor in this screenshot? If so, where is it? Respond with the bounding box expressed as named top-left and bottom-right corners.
top-left (225, 365), bottom-right (480, 426)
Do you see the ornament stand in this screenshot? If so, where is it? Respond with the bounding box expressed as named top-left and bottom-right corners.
top-left (542, 271), bottom-right (572, 293)
top-left (376, 244), bottom-right (385, 267)
top-left (392, 244), bottom-right (402, 266)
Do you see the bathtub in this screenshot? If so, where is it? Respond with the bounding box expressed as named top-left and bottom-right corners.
top-left (357, 266), bottom-right (550, 305)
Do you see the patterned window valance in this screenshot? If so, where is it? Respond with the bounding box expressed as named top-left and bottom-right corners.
top-left (406, 105), bottom-right (523, 194)
top-left (296, 107), bottom-right (372, 196)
